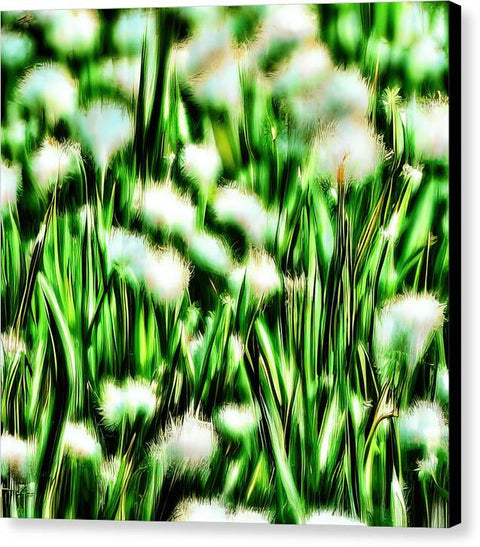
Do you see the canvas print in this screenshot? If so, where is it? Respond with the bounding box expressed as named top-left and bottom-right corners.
top-left (0, 2), bottom-right (460, 526)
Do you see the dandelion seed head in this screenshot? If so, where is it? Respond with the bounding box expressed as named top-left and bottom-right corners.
top-left (139, 183), bottom-right (196, 238)
top-left (399, 400), bottom-right (448, 454)
top-left (77, 101), bottom-right (133, 169)
top-left (63, 422), bottom-right (101, 460)
top-left (322, 69), bottom-right (370, 120)
top-left (144, 248), bottom-right (191, 303)
top-left (1, 161), bottom-right (22, 209)
top-left (18, 63), bottom-right (77, 124)
top-left (416, 453), bottom-right (439, 480)
top-left (214, 186), bottom-right (269, 245)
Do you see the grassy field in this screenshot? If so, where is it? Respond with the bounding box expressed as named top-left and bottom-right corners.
top-left (1, 2), bottom-right (451, 526)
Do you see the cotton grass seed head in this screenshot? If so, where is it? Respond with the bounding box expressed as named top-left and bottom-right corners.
top-left (113, 9), bottom-right (155, 56)
top-left (260, 4), bottom-right (318, 49)
top-left (173, 498), bottom-right (228, 522)
top-left (398, 400), bottom-right (448, 455)
top-left (164, 413), bottom-right (217, 471)
top-left (374, 293), bottom-right (445, 384)
top-left (214, 403), bottom-right (259, 441)
top-left (100, 57), bottom-right (142, 98)
top-left (246, 251), bottom-right (281, 299)
top-left (271, 44), bottom-right (332, 96)
top-left (182, 143), bottom-right (222, 193)
top-left (317, 118), bottom-right (384, 184)
top-left (39, 9), bottom-right (100, 57)
top-left (107, 228), bottom-right (148, 283)
top-left (1, 161), bottom-right (22, 210)
top-left (77, 101), bottom-right (133, 169)
top-left (1, 31), bottom-right (35, 70)
top-left (0, 432), bottom-right (35, 481)
top-left (213, 186), bottom-right (269, 245)
top-left (18, 63), bottom-right (77, 125)
top-left (187, 231), bottom-right (232, 276)
top-left (63, 422), bottom-right (101, 461)
top-left (30, 138), bottom-right (78, 192)
top-left (406, 99), bottom-right (449, 161)
top-left (138, 183), bottom-right (196, 238)
top-left (144, 248), bottom-right (191, 304)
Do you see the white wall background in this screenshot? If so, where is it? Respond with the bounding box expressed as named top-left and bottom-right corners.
top-left (0, 0), bottom-right (477, 545)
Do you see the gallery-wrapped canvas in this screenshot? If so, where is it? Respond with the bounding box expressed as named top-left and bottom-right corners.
top-left (0, 2), bottom-right (460, 527)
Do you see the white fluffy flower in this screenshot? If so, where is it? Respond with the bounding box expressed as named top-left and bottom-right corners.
top-left (100, 57), bottom-right (142, 97)
top-left (1, 161), bottom-right (22, 209)
top-left (374, 293), bottom-right (445, 383)
top-left (190, 56), bottom-right (242, 111)
top-left (246, 251), bottom-right (281, 299)
top-left (187, 231), bottom-right (232, 276)
top-left (164, 414), bottom-right (217, 470)
top-left (317, 118), bottom-right (383, 184)
top-left (18, 63), bottom-right (77, 125)
top-left (113, 9), bottom-right (155, 55)
top-left (144, 248), bottom-right (191, 303)
top-left (77, 102), bottom-right (133, 169)
top-left (1, 31), bottom-right (34, 70)
top-left (260, 4), bottom-right (318, 48)
top-left (213, 186), bottom-right (269, 245)
top-left (30, 138), bottom-right (78, 191)
top-left (123, 378), bottom-right (157, 420)
top-left (39, 10), bottom-right (100, 57)
top-left (100, 378), bottom-right (156, 428)
top-left (138, 183), bottom-right (196, 237)
top-left (182, 143), bottom-right (222, 192)
top-left (107, 228), bottom-right (148, 282)
top-left (272, 44), bottom-right (332, 96)
top-left (0, 433), bottom-right (34, 480)
top-left (176, 24), bottom-right (232, 78)
top-left (63, 422), bottom-right (101, 460)
top-left (399, 400), bottom-right (448, 454)
top-left (321, 69), bottom-right (370, 120)
top-left (214, 403), bottom-right (259, 440)
top-left (406, 100), bottom-right (449, 161)
top-left (306, 510), bottom-right (364, 526)
top-left (173, 498), bottom-right (228, 522)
